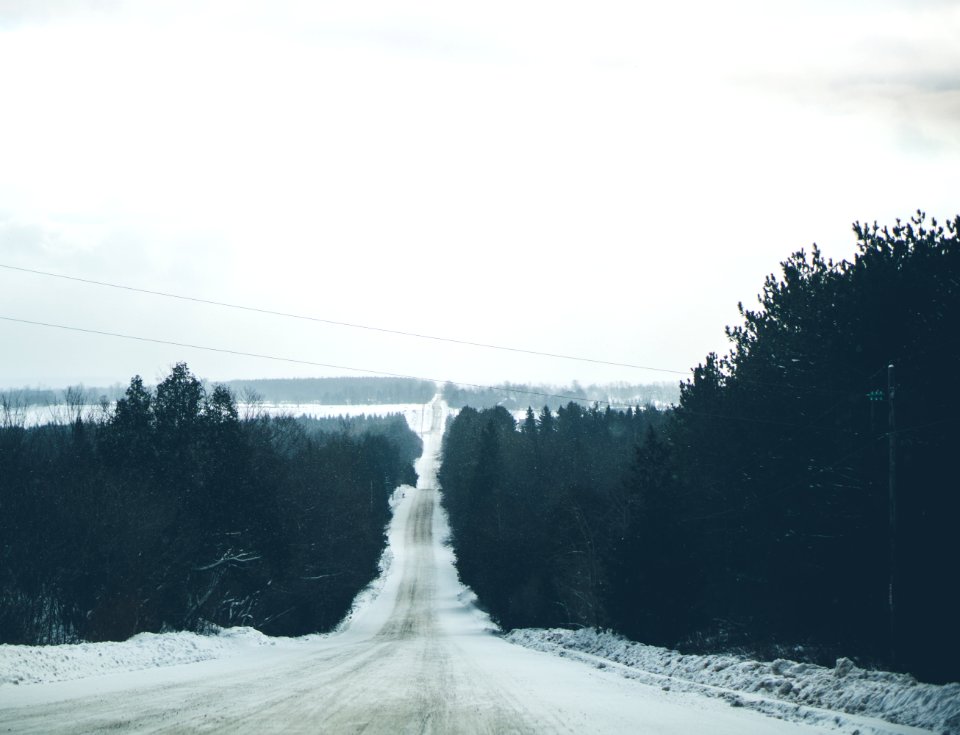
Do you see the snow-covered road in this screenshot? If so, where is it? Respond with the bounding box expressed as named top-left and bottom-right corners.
top-left (0, 398), bottom-right (934, 734)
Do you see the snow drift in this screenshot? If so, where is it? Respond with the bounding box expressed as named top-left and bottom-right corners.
top-left (505, 628), bottom-right (960, 735)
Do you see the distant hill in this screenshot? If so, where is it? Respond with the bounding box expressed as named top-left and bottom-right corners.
top-left (442, 381), bottom-right (680, 409)
top-left (1, 376), bottom-right (437, 410)
top-left (2, 376), bottom-right (679, 411)
top-left (223, 376), bottom-right (437, 405)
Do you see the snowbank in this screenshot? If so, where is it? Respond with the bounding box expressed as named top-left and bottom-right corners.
top-left (505, 628), bottom-right (960, 735)
top-left (0, 485), bottom-right (427, 691)
top-left (0, 626), bottom-right (306, 687)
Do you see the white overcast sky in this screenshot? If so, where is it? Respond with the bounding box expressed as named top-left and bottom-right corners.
top-left (1, 0), bottom-right (958, 390)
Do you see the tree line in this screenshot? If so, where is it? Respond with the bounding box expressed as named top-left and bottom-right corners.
top-left (441, 381), bottom-right (679, 410)
top-left (1, 385), bottom-right (125, 426)
top-left (223, 376), bottom-right (436, 405)
top-left (439, 213), bottom-right (959, 683)
top-left (0, 363), bottom-right (421, 645)
top-left (440, 403), bottom-right (669, 630)
top-left (0, 377), bottom-right (436, 430)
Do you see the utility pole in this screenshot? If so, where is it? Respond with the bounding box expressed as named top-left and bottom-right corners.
top-left (887, 363), bottom-right (897, 667)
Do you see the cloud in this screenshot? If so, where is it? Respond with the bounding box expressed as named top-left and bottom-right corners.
top-left (0, 217), bottom-right (49, 256)
top-left (725, 3), bottom-right (960, 154)
top-left (0, 0), bottom-right (957, 388)
top-left (849, 84), bottom-right (960, 154)
top-left (0, 0), bottom-right (123, 28)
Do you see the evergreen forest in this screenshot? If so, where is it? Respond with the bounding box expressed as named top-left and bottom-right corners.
top-left (439, 213), bottom-right (960, 683)
top-left (0, 363), bottom-right (421, 645)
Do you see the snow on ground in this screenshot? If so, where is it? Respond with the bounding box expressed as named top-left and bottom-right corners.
top-left (0, 627), bottom-right (315, 688)
top-left (505, 628), bottom-right (960, 735)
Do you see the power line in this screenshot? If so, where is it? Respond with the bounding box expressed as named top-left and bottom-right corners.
top-left (0, 263), bottom-right (689, 377)
top-left (0, 315), bottom-right (637, 408)
top-left (0, 263), bottom-right (880, 401)
top-left (672, 406), bottom-right (858, 432)
top-left (2, 315), bottom-right (877, 431)
top-left (678, 399), bottom-right (960, 525)
top-left (3, 314), bottom-right (911, 434)
top-left (0, 263), bottom-right (894, 403)
top-left (893, 415), bottom-right (957, 436)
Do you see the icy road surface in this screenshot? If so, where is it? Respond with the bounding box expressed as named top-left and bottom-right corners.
top-left (0, 398), bottom-right (927, 734)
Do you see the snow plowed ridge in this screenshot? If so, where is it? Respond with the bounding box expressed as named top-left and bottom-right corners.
top-left (0, 627), bottom-right (298, 687)
top-left (505, 628), bottom-right (960, 735)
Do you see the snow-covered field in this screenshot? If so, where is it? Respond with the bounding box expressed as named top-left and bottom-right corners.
top-left (1, 396), bottom-right (952, 734)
